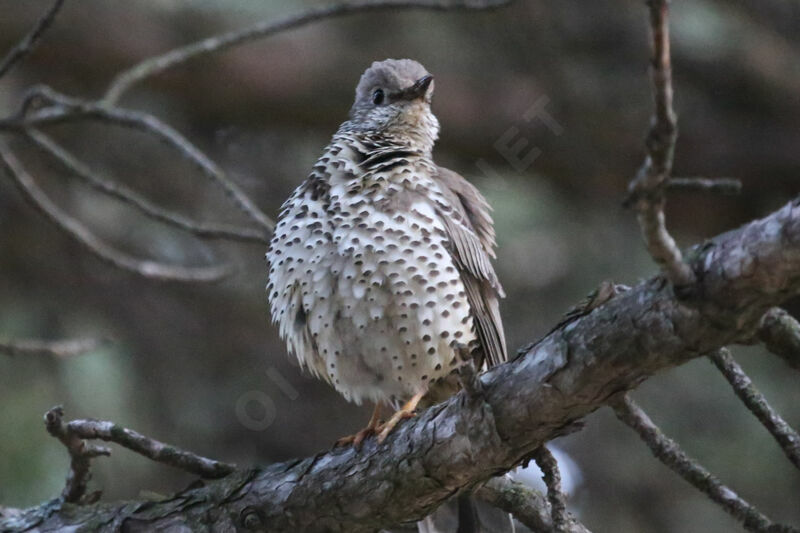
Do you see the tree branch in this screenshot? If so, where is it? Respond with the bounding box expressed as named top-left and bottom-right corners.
top-left (6, 197), bottom-right (799, 531)
top-left (625, 0), bottom-right (694, 287)
top-left (25, 130), bottom-right (269, 244)
top-left (666, 177), bottom-right (742, 195)
top-left (758, 307), bottom-right (800, 371)
top-left (44, 406), bottom-right (111, 504)
top-left (0, 85), bottom-right (275, 234)
top-left (476, 476), bottom-right (591, 533)
top-left (43, 406), bottom-right (236, 504)
top-left (102, 0), bottom-right (513, 104)
top-left (57, 407), bottom-right (236, 478)
top-left (611, 394), bottom-right (796, 533)
top-left (708, 348), bottom-right (800, 470)
top-left (0, 0), bottom-right (65, 80)
top-left (531, 446), bottom-right (568, 533)
top-left (0, 143), bottom-right (233, 283)
top-left (0, 337), bottom-right (107, 358)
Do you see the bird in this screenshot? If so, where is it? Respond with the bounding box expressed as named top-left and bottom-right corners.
top-left (266, 58), bottom-right (507, 447)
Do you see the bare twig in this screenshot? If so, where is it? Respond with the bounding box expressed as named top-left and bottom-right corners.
top-left (476, 476), bottom-right (591, 533)
top-left (26, 130), bottom-right (269, 244)
top-left (612, 394), bottom-right (797, 533)
top-left (666, 177), bottom-right (742, 195)
top-left (45, 405), bottom-right (235, 504)
top-left (1, 85), bottom-right (275, 234)
top-left (64, 414), bottom-right (236, 479)
top-left (102, 0), bottom-right (513, 104)
top-left (0, 143), bottom-right (233, 283)
top-left (531, 446), bottom-right (568, 533)
top-left (0, 337), bottom-right (108, 358)
top-left (44, 406), bottom-right (112, 504)
top-left (708, 348), bottom-right (800, 470)
top-left (758, 307), bottom-right (800, 371)
top-left (624, 0), bottom-right (695, 288)
top-left (0, 0), bottom-right (66, 80)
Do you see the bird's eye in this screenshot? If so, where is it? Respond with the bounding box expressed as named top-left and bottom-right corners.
top-left (372, 89), bottom-right (385, 105)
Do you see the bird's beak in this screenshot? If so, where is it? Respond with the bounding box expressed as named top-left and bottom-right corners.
top-left (398, 74), bottom-right (433, 101)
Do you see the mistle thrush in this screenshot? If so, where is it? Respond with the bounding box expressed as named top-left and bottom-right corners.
top-left (267, 59), bottom-right (507, 444)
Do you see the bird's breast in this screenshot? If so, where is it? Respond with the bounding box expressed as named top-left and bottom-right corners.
top-left (267, 171), bottom-right (478, 405)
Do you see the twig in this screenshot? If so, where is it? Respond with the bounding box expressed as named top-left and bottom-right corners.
top-left (44, 406), bottom-right (111, 504)
top-left (0, 0), bottom-right (66, 80)
top-left (65, 415), bottom-right (236, 479)
top-left (0, 337), bottom-right (108, 358)
top-left (666, 177), bottom-right (742, 195)
top-left (102, 0), bottom-right (513, 104)
top-left (612, 394), bottom-right (798, 533)
top-left (26, 130), bottom-right (269, 244)
top-left (44, 406), bottom-right (235, 504)
top-left (531, 446), bottom-right (568, 533)
top-left (476, 476), bottom-right (592, 533)
top-left (0, 142), bottom-right (233, 283)
top-left (758, 308), bottom-right (800, 371)
top-left (1, 85), bottom-right (275, 234)
top-left (624, 0), bottom-right (695, 288)
top-left (708, 348), bottom-right (800, 470)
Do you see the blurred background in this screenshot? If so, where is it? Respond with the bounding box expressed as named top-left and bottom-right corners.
top-left (0, 1), bottom-right (798, 531)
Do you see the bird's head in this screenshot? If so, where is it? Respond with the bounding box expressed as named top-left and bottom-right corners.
top-left (348, 59), bottom-right (440, 153)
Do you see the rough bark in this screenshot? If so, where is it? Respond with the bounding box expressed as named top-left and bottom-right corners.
top-left (3, 197), bottom-right (799, 532)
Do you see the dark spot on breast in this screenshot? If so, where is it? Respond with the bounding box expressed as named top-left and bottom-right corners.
top-left (294, 306), bottom-right (307, 328)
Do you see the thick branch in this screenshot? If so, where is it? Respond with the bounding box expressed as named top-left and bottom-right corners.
top-left (6, 197), bottom-right (799, 531)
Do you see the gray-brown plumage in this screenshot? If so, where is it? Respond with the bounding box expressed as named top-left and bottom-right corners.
top-left (266, 59), bottom-right (506, 444)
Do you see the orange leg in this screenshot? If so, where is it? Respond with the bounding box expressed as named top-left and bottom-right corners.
top-left (335, 403), bottom-right (383, 448)
top-left (377, 391), bottom-right (426, 443)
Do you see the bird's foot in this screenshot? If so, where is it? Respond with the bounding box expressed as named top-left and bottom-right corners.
top-left (335, 425), bottom-right (379, 448)
top-left (376, 391), bottom-right (426, 443)
top-left (334, 403), bottom-right (383, 449)
top-left (375, 410), bottom-right (415, 443)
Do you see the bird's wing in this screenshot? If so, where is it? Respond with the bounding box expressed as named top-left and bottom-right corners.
top-left (434, 166), bottom-right (507, 368)
top-left (266, 172), bottom-right (332, 383)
